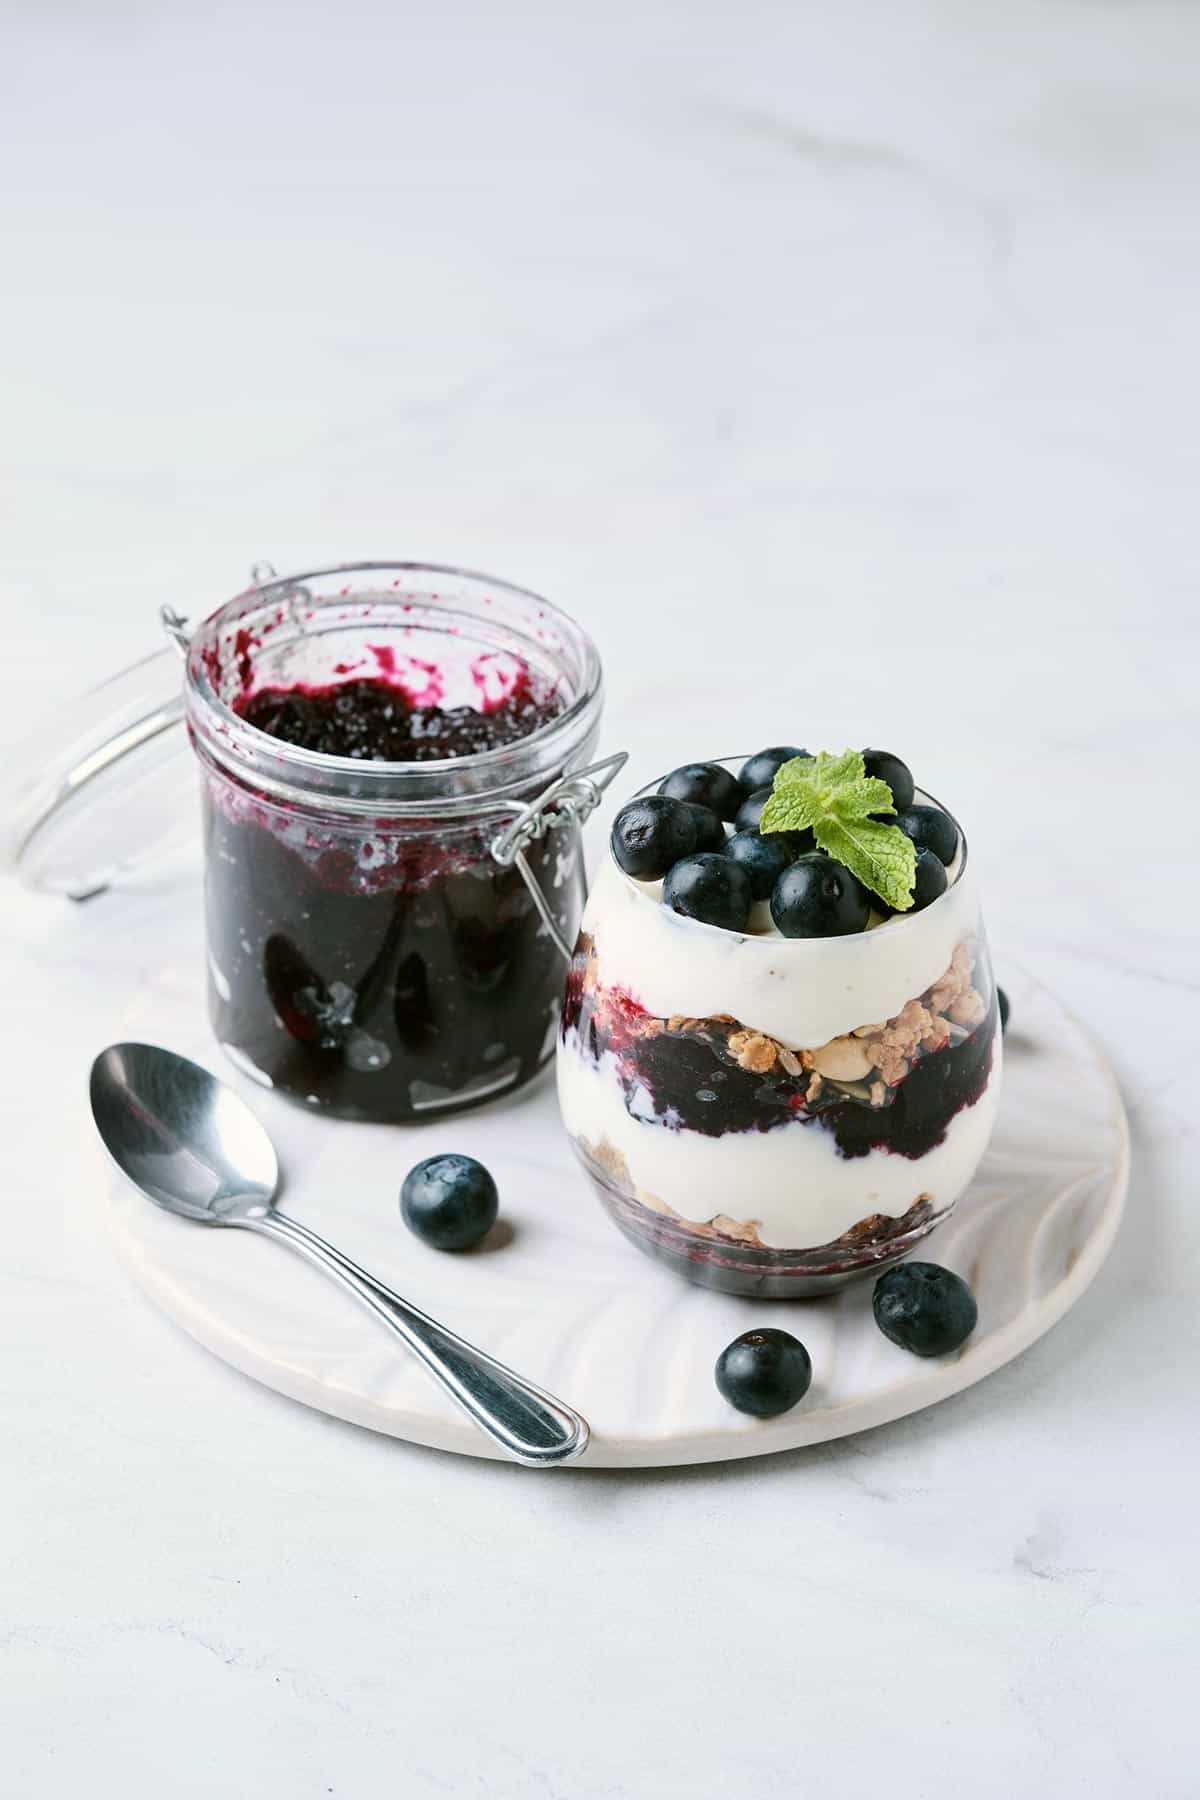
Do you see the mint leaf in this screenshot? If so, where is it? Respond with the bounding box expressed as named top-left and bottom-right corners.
top-left (760, 746), bottom-right (916, 909)
top-left (816, 815), bottom-right (917, 913)
top-left (833, 777), bottom-right (896, 821)
top-left (759, 786), bottom-right (822, 834)
top-left (780, 749), bottom-right (862, 791)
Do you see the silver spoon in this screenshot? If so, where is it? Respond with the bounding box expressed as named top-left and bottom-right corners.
top-left (90, 1042), bottom-right (590, 1468)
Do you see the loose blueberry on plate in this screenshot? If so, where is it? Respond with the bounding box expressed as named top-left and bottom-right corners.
top-left (909, 847), bottom-right (948, 913)
top-left (893, 803), bottom-right (959, 867)
top-left (723, 828), bottom-right (793, 900)
top-left (738, 745), bottom-right (809, 796)
top-left (680, 800), bottom-right (727, 853)
top-left (610, 795), bottom-right (697, 878)
top-left (872, 1262), bottom-right (978, 1357)
top-left (401, 1153), bottom-right (500, 1251)
top-left (770, 854), bottom-right (871, 938)
top-left (862, 748), bottom-right (915, 813)
top-left (998, 987), bottom-right (1010, 1033)
top-left (662, 853), bottom-right (753, 932)
top-left (659, 762), bottom-right (743, 822)
top-left (715, 1328), bottom-right (813, 1418)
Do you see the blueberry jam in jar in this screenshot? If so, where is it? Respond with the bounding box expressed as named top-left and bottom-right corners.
top-left (185, 565), bottom-right (603, 1121)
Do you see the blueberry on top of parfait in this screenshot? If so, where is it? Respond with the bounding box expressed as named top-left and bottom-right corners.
top-left (893, 803), bottom-right (959, 867)
top-left (610, 795), bottom-right (697, 879)
top-left (679, 800), bottom-right (727, 853)
top-left (738, 746), bottom-right (809, 795)
top-left (659, 762), bottom-right (743, 822)
top-left (770, 854), bottom-right (872, 939)
top-left (909, 848), bottom-right (949, 913)
top-left (734, 786), bottom-right (773, 834)
top-left (723, 828), bottom-right (793, 901)
top-left (862, 748), bottom-right (915, 814)
top-left (662, 853), bottom-right (753, 933)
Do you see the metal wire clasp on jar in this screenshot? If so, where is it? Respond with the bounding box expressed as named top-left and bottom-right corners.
top-left (490, 752), bottom-right (628, 961)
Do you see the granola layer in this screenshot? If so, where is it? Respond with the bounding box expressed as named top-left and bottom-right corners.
top-left (561, 933), bottom-right (997, 1161)
top-left (576, 1133), bottom-right (935, 1252)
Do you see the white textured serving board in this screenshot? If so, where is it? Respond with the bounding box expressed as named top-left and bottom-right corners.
top-left (101, 963), bottom-right (1127, 1468)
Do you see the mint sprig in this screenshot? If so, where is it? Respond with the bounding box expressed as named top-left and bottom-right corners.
top-left (760, 749), bottom-right (917, 912)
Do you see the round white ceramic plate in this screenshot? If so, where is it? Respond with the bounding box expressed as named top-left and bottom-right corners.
top-left (101, 963), bottom-right (1127, 1468)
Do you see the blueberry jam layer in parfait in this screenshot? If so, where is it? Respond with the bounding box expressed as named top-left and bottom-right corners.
top-left (556, 749), bottom-right (1001, 1296)
top-left (187, 565), bottom-right (602, 1123)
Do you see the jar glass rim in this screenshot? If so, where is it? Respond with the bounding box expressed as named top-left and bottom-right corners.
top-left (185, 561), bottom-right (604, 819)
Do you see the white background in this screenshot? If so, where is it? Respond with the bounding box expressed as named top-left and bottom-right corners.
top-left (3, 3), bottom-right (1196, 1795)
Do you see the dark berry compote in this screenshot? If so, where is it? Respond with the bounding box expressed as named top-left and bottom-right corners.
top-left (203, 670), bottom-right (579, 1121)
top-left (238, 672), bottom-right (555, 762)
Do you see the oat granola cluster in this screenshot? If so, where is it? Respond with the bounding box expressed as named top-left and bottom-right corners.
top-left (720, 940), bottom-right (985, 1104)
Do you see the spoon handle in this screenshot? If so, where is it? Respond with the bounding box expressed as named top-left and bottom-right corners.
top-left (241, 1210), bottom-right (590, 1467)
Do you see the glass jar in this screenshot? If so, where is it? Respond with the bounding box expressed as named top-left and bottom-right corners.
top-left (556, 761), bottom-right (1001, 1295)
top-left (181, 564), bottom-right (604, 1121)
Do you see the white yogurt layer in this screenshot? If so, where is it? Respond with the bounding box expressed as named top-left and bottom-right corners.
top-left (557, 1037), bottom-right (1002, 1249)
top-left (583, 853), bottom-right (977, 1050)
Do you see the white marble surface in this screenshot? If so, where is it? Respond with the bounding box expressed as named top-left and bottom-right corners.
top-left (2, 2), bottom-right (1196, 1794)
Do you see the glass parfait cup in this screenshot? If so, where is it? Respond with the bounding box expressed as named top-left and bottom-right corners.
top-left (556, 761), bottom-right (1001, 1296)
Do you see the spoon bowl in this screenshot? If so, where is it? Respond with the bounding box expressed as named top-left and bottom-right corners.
top-left (89, 1041), bottom-right (590, 1466)
top-left (91, 1042), bottom-right (277, 1223)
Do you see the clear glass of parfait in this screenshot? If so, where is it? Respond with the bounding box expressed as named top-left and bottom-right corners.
top-left (556, 753), bottom-right (1001, 1296)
